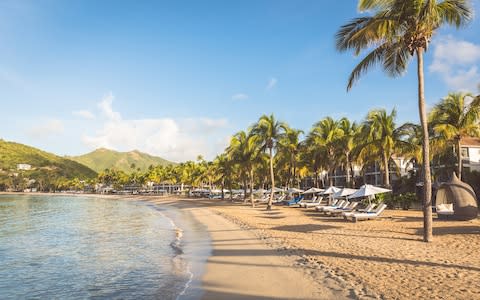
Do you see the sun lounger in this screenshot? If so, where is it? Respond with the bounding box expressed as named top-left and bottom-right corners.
top-left (315, 200), bottom-right (346, 212)
top-left (328, 202), bottom-right (359, 216)
top-left (285, 195), bottom-right (304, 206)
top-left (303, 197), bottom-right (329, 208)
top-left (344, 204), bottom-right (387, 222)
top-left (299, 196), bottom-right (317, 208)
top-left (342, 203), bottom-right (376, 218)
top-left (321, 200), bottom-right (352, 213)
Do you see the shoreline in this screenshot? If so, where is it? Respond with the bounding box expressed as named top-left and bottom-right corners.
top-left (143, 196), bottom-right (351, 300)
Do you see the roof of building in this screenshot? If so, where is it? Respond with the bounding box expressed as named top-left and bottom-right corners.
top-left (460, 136), bottom-right (480, 147)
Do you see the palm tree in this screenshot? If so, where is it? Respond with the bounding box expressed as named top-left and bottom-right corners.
top-left (226, 130), bottom-right (260, 207)
top-left (429, 92), bottom-right (480, 179)
top-left (252, 114), bottom-right (287, 210)
top-left (337, 118), bottom-right (359, 187)
top-left (361, 109), bottom-right (399, 187)
top-left (278, 127), bottom-right (304, 188)
top-left (308, 117), bottom-right (344, 186)
top-left (336, 0), bottom-right (472, 242)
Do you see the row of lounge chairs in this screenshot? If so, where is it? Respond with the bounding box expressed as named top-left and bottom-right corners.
top-left (288, 196), bottom-right (387, 222)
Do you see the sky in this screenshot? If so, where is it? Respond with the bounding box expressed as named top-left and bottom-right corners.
top-left (1, 0), bottom-right (479, 162)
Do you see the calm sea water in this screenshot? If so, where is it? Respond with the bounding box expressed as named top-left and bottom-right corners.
top-left (0, 194), bottom-right (204, 299)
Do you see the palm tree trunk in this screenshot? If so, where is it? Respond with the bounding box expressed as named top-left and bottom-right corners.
top-left (221, 179), bottom-right (225, 201)
top-left (243, 177), bottom-right (247, 203)
top-left (383, 152), bottom-right (390, 187)
top-left (250, 169), bottom-right (255, 208)
top-left (456, 138), bottom-right (462, 180)
top-left (417, 48), bottom-right (433, 242)
top-left (345, 151), bottom-right (351, 187)
top-left (268, 147), bottom-right (274, 210)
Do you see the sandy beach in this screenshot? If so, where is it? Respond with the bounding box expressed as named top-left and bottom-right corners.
top-left (143, 196), bottom-right (480, 300)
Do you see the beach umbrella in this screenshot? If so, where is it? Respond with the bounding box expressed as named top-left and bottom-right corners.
top-left (266, 187), bottom-right (284, 193)
top-left (347, 184), bottom-right (392, 199)
top-left (322, 186), bottom-right (341, 195)
top-left (302, 187), bottom-right (324, 194)
top-left (287, 187), bottom-right (304, 194)
top-left (254, 188), bottom-right (268, 194)
top-left (332, 188), bottom-right (358, 199)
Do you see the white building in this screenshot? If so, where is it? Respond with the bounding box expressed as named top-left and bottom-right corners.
top-left (460, 137), bottom-right (480, 172)
top-left (17, 164), bottom-right (32, 171)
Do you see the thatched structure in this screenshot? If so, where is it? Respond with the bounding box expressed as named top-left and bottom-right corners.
top-left (435, 173), bottom-right (478, 220)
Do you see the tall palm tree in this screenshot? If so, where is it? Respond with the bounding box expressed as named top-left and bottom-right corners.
top-left (278, 127), bottom-right (304, 188)
top-left (429, 92), bottom-right (480, 179)
top-left (337, 118), bottom-right (359, 187)
top-left (308, 117), bottom-right (344, 186)
top-left (252, 114), bottom-right (287, 210)
top-left (361, 109), bottom-right (400, 187)
top-left (226, 130), bottom-right (261, 207)
top-left (336, 0), bottom-right (472, 242)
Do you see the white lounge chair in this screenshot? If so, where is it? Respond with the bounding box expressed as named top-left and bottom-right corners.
top-left (342, 203), bottom-right (376, 218)
top-left (328, 202), bottom-right (359, 216)
top-left (303, 197), bottom-right (329, 208)
top-left (299, 196), bottom-right (318, 208)
top-left (316, 200), bottom-right (346, 212)
top-left (344, 204), bottom-right (387, 222)
top-left (321, 201), bottom-right (353, 213)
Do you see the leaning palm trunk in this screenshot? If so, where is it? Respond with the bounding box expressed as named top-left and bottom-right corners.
top-left (382, 152), bottom-right (390, 187)
top-left (417, 49), bottom-right (433, 242)
top-left (456, 138), bottom-right (462, 180)
top-left (267, 147), bottom-right (274, 210)
top-left (250, 169), bottom-right (255, 208)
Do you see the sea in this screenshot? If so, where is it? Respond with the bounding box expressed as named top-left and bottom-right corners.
top-left (0, 194), bottom-right (209, 299)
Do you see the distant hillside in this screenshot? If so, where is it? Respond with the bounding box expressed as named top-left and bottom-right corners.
top-left (0, 139), bottom-right (97, 179)
top-left (69, 148), bottom-right (175, 173)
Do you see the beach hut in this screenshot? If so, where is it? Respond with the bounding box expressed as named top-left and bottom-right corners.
top-left (435, 173), bottom-right (478, 221)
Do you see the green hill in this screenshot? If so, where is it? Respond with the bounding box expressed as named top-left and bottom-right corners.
top-left (0, 139), bottom-right (97, 179)
top-left (69, 148), bottom-right (175, 173)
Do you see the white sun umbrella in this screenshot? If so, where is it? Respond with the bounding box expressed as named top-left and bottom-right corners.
top-left (254, 188), bottom-right (268, 194)
top-left (332, 188), bottom-right (358, 199)
top-left (266, 187), bottom-right (284, 193)
top-left (287, 187), bottom-right (304, 194)
top-left (347, 184), bottom-right (392, 199)
top-left (302, 187), bottom-right (324, 194)
top-left (322, 186), bottom-right (341, 195)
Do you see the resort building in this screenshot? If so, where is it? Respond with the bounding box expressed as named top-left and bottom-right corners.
top-left (17, 163), bottom-right (32, 171)
top-left (460, 137), bottom-right (480, 172)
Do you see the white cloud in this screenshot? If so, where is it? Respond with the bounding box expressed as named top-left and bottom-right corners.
top-left (73, 110), bottom-right (95, 119)
top-left (98, 92), bottom-right (121, 121)
top-left (232, 93), bottom-right (249, 100)
top-left (266, 77), bottom-right (277, 90)
top-left (82, 94), bottom-right (229, 162)
top-left (429, 36), bottom-right (480, 91)
top-left (28, 119), bottom-right (64, 138)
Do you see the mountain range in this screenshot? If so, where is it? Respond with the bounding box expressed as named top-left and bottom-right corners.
top-left (68, 148), bottom-right (175, 173)
top-left (0, 139), bottom-right (97, 179)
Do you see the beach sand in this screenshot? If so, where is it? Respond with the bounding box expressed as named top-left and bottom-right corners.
top-left (146, 196), bottom-right (480, 300)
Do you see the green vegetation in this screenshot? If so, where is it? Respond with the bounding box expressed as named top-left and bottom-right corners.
top-left (69, 148), bottom-right (175, 174)
top-left (0, 139), bottom-right (96, 191)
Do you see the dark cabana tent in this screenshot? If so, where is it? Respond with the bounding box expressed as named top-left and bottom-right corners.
top-left (435, 173), bottom-right (479, 221)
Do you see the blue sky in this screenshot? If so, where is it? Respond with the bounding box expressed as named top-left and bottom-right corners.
top-left (1, 0), bottom-right (479, 161)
